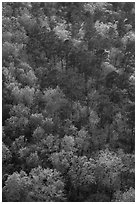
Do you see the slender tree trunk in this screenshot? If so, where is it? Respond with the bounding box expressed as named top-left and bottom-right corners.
top-left (53, 55), bottom-right (56, 66)
top-left (61, 58), bottom-right (64, 71)
top-left (66, 54), bottom-right (68, 71)
top-left (130, 127), bottom-right (135, 152)
top-left (84, 73), bottom-right (90, 121)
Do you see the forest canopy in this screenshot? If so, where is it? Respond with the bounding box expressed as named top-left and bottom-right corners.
top-left (2, 2), bottom-right (135, 202)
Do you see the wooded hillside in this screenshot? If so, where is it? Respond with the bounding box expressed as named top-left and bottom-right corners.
top-left (2, 2), bottom-right (135, 202)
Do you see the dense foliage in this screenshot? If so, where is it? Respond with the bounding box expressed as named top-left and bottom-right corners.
top-left (2, 2), bottom-right (135, 202)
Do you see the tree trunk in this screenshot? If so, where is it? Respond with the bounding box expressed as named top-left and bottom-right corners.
top-left (84, 73), bottom-right (90, 121)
